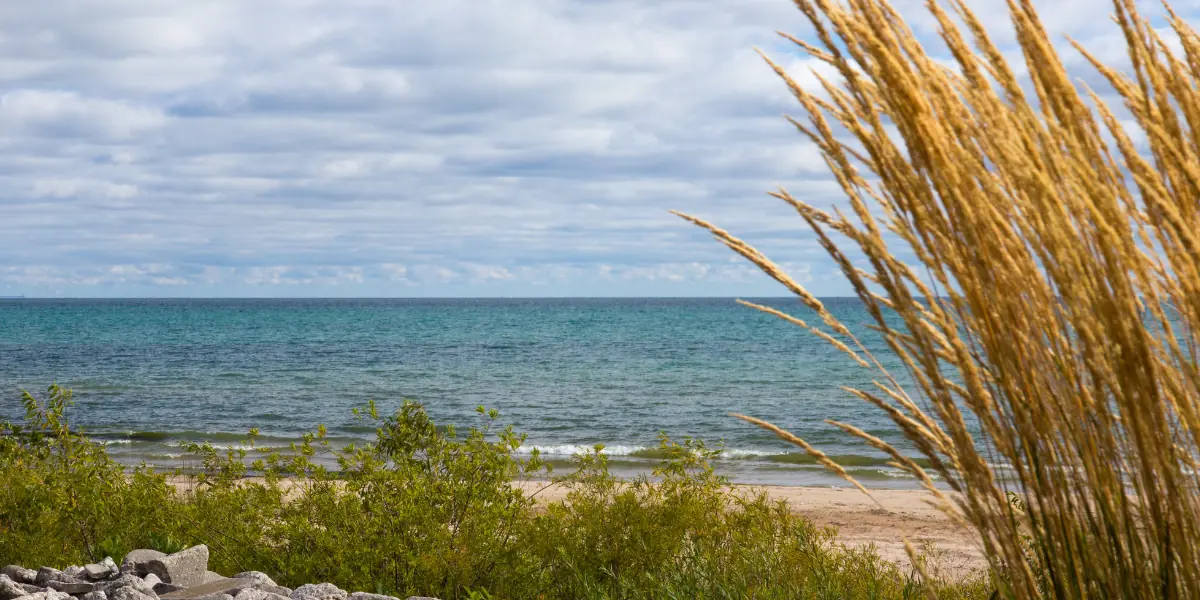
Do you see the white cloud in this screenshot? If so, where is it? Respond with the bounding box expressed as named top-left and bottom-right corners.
top-left (0, 0), bottom-right (1192, 296)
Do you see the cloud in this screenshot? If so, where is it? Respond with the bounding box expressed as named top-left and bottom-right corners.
top-left (0, 0), bottom-right (1192, 297)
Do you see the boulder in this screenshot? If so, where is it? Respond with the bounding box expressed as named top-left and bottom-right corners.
top-left (144, 547), bottom-right (208, 588)
top-left (111, 589), bottom-right (155, 600)
top-left (190, 595), bottom-right (233, 600)
top-left (0, 575), bottom-right (28, 600)
top-left (61, 569), bottom-right (84, 583)
top-left (83, 559), bottom-right (117, 582)
top-left (233, 591), bottom-right (287, 600)
top-left (288, 584), bottom-right (344, 600)
top-left (14, 584), bottom-right (42, 594)
top-left (45, 581), bottom-right (93, 595)
top-left (228, 576), bottom-right (274, 590)
top-left (286, 585), bottom-right (341, 600)
top-left (81, 592), bottom-right (107, 600)
top-left (98, 575), bottom-right (155, 597)
top-left (200, 574), bottom-right (224, 586)
top-left (120, 553), bottom-right (166, 578)
top-left (23, 593), bottom-right (71, 600)
top-left (33, 570), bottom-right (66, 588)
top-left (347, 594), bottom-right (399, 600)
top-left (160, 579), bottom-right (254, 600)
top-left (402, 597), bottom-right (439, 600)
top-left (0, 570), bottom-right (34, 587)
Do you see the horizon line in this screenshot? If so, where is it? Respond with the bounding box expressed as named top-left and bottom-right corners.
top-left (0, 295), bottom-right (863, 300)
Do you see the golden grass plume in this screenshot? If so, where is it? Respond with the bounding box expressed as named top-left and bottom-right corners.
top-left (677, 0), bottom-right (1200, 596)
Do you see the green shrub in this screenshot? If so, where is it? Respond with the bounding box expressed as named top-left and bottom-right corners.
top-left (2, 385), bottom-right (993, 599)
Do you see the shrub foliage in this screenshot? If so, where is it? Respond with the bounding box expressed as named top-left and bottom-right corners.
top-left (1, 384), bottom-right (989, 600)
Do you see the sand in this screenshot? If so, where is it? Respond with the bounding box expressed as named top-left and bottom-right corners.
top-left (169, 476), bottom-right (985, 579)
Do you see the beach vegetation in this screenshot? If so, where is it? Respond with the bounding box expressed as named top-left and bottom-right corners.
top-left (1, 384), bottom-right (991, 599)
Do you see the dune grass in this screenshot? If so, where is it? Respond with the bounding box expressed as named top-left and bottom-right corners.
top-left (675, 0), bottom-right (1200, 597)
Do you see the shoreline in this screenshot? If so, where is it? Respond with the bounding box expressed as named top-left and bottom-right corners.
top-left (166, 476), bottom-right (985, 579)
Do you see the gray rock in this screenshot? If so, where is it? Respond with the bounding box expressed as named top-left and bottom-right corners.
top-left (23, 593), bottom-right (71, 600)
top-left (151, 586), bottom-right (183, 596)
top-left (33, 570), bottom-right (65, 588)
top-left (190, 595), bottom-right (233, 600)
top-left (120, 553), bottom-right (166, 578)
top-left (81, 592), bottom-right (107, 600)
top-left (160, 579), bottom-right (253, 600)
top-left (288, 585), bottom-right (344, 600)
top-left (402, 597), bottom-right (439, 600)
top-left (347, 594), bottom-right (399, 600)
top-left (140, 577), bottom-right (160, 591)
top-left (83, 559), bottom-right (118, 583)
top-left (45, 581), bottom-right (93, 595)
top-left (98, 575), bottom-right (155, 597)
top-left (229, 576), bottom-right (275, 590)
top-left (61, 569), bottom-right (84, 583)
top-left (234, 591), bottom-right (288, 600)
top-left (254, 589), bottom-right (288, 599)
top-left (200, 574), bottom-right (224, 586)
top-left (144, 546), bottom-right (208, 588)
top-left (0, 575), bottom-right (28, 600)
top-left (0, 570), bottom-right (34, 588)
top-left (111, 589), bottom-right (155, 600)
top-left (14, 584), bottom-right (42, 594)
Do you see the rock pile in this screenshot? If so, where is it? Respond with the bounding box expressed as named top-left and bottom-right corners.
top-left (0, 547), bottom-right (437, 600)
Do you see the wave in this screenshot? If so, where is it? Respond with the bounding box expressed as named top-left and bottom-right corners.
top-left (522, 444), bottom-right (934, 470)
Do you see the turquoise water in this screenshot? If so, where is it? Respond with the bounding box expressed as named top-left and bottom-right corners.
top-left (0, 298), bottom-right (956, 487)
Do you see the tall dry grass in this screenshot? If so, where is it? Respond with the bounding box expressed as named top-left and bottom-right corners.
top-left (676, 0), bottom-right (1200, 597)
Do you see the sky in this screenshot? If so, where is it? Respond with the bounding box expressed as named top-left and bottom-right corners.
top-left (1, 0), bottom-right (1195, 298)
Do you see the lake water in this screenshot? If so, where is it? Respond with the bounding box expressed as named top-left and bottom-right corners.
top-left (0, 297), bottom-right (962, 487)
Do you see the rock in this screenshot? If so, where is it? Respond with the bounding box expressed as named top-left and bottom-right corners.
top-left (288, 585), bottom-right (344, 600)
top-left (229, 576), bottom-right (274, 590)
top-left (0, 575), bottom-right (28, 600)
top-left (159, 579), bottom-right (254, 600)
top-left (0, 571), bottom-right (35, 587)
top-left (120, 553), bottom-right (166, 578)
top-left (33, 570), bottom-right (65, 588)
top-left (200, 574), bottom-right (224, 586)
top-left (110, 589), bottom-right (155, 600)
top-left (347, 594), bottom-right (399, 600)
top-left (190, 595), bottom-right (233, 600)
top-left (83, 559), bottom-right (117, 582)
top-left (233, 591), bottom-right (288, 600)
top-left (144, 547), bottom-right (208, 588)
top-left (402, 597), bottom-right (439, 600)
top-left (254, 589), bottom-right (288, 599)
top-left (98, 575), bottom-right (155, 597)
top-left (45, 581), bottom-right (93, 595)
top-left (23, 593), bottom-right (71, 600)
top-left (140, 577), bottom-right (160, 591)
top-left (81, 592), bottom-right (107, 600)
top-left (61, 569), bottom-right (84, 583)
top-left (14, 585), bottom-right (41, 594)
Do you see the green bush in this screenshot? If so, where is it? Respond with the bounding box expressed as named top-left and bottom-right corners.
top-left (1, 385), bottom-right (993, 599)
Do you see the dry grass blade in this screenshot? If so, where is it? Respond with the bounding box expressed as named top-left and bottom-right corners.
top-left (680, 0), bottom-right (1200, 597)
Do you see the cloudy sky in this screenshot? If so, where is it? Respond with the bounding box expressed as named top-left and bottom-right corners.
top-left (0, 0), bottom-right (1191, 297)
